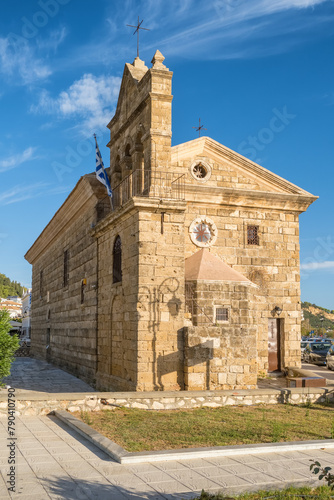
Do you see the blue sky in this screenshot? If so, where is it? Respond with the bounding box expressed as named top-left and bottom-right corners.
top-left (0, 0), bottom-right (333, 308)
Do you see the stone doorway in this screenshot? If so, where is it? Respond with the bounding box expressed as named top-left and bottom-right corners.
top-left (268, 318), bottom-right (281, 372)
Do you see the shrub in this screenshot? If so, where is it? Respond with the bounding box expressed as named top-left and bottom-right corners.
top-left (0, 310), bottom-right (19, 382)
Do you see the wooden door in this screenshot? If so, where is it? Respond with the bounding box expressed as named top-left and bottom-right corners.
top-left (268, 319), bottom-right (280, 371)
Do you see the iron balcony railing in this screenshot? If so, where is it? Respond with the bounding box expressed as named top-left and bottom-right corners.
top-left (96, 169), bottom-right (185, 220)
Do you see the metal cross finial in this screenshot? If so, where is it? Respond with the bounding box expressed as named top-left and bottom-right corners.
top-left (192, 118), bottom-right (207, 137)
top-left (126, 16), bottom-right (150, 58)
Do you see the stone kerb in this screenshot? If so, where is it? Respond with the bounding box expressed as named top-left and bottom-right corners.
top-left (0, 387), bottom-right (333, 417)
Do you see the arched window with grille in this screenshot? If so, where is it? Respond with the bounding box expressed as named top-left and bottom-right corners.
top-left (113, 236), bottom-right (122, 283)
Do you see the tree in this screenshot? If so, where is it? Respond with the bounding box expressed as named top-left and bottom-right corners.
top-left (0, 272), bottom-right (27, 299)
top-left (0, 310), bottom-right (19, 382)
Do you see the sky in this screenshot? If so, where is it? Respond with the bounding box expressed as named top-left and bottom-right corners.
top-left (0, 0), bottom-right (333, 308)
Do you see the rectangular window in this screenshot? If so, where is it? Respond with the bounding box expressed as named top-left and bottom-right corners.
top-left (247, 225), bottom-right (259, 245)
top-left (215, 307), bottom-right (229, 323)
top-left (40, 270), bottom-right (43, 299)
top-left (63, 250), bottom-right (69, 287)
top-left (81, 279), bottom-right (86, 304)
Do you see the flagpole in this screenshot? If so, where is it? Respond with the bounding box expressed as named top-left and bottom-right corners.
top-left (94, 134), bottom-right (114, 211)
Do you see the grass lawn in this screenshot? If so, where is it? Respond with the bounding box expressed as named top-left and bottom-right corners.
top-left (194, 485), bottom-right (334, 499)
top-left (73, 402), bottom-right (334, 452)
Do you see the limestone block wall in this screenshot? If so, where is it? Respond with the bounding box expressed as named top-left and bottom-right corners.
top-left (184, 282), bottom-right (258, 390)
top-left (95, 207), bottom-right (140, 392)
top-left (95, 199), bottom-right (186, 392)
top-left (184, 201), bottom-right (301, 374)
top-left (30, 199), bottom-right (99, 383)
top-left (136, 201), bottom-right (186, 391)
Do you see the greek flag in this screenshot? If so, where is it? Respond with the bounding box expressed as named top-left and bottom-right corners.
top-left (95, 136), bottom-right (112, 199)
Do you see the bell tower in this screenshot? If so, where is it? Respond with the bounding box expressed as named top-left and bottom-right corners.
top-left (107, 50), bottom-right (173, 194)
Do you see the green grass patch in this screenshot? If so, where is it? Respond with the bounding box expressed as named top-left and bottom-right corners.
top-left (194, 484), bottom-right (334, 499)
top-left (74, 403), bottom-right (334, 452)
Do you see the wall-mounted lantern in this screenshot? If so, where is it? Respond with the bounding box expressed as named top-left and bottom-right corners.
top-left (273, 306), bottom-right (282, 316)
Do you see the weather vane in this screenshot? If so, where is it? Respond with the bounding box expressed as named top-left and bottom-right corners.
top-left (193, 118), bottom-right (207, 137)
top-left (126, 16), bottom-right (150, 58)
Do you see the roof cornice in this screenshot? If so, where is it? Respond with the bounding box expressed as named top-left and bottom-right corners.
top-left (25, 176), bottom-right (103, 264)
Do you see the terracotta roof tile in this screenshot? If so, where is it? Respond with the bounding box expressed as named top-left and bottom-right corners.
top-left (185, 248), bottom-right (252, 283)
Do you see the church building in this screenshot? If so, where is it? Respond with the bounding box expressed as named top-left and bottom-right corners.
top-left (25, 50), bottom-right (317, 392)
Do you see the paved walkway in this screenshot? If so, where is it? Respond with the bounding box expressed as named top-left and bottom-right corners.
top-left (2, 358), bottom-right (95, 394)
top-left (0, 414), bottom-right (331, 500)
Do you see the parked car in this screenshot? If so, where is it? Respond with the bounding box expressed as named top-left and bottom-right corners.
top-left (304, 342), bottom-right (331, 365)
top-left (301, 341), bottom-right (311, 360)
top-left (326, 345), bottom-right (334, 370)
top-left (301, 340), bottom-right (317, 361)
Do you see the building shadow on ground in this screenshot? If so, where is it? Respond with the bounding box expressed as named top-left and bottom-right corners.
top-left (40, 476), bottom-right (198, 499)
top-left (3, 357), bottom-right (96, 393)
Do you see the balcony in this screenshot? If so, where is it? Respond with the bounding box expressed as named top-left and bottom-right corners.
top-left (96, 169), bottom-right (185, 221)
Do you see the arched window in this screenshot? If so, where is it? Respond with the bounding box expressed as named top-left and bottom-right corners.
top-left (113, 236), bottom-right (122, 283)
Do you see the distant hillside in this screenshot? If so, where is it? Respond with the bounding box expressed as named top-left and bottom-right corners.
top-left (302, 301), bottom-right (334, 333)
top-left (0, 273), bottom-right (27, 299)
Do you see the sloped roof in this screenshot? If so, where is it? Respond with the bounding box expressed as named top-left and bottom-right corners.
top-left (185, 248), bottom-right (252, 283)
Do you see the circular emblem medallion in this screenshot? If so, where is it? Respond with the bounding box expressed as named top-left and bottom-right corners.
top-left (189, 160), bottom-right (212, 182)
top-left (189, 217), bottom-right (218, 248)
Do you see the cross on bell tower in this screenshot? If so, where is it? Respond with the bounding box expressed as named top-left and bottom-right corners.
top-left (126, 16), bottom-right (150, 58)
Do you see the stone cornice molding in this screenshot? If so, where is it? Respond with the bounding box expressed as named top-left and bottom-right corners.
top-left (93, 197), bottom-right (186, 238)
top-left (184, 184), bottom-right (317, 212)
top-left (25, 176), bottom-right (103, 264)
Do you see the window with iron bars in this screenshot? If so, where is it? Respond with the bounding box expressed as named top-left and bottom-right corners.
top-left (215, 307), bottom-right (229, 323)
top-left (63, 249), bottom-right (69, 287)
top-left (113, 236), bottom-right (122, 284)
top-left (247, 225), bottom-right (259, 245)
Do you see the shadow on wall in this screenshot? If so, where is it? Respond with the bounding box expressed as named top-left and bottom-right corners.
top-left (137, 277), bottom-right (184, 390)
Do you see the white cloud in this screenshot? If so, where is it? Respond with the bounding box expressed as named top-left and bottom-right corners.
top-left (32, 74), bottom-right (122, 135)
top-left (0, 182), bottom-right (71, 206)
top-left (36, 27), bottom-right (67, 53)
top-left (148, 0), bottom-right (332, 59)
top-left (263, 0), bottom-right (327, 9)
top-left (0, 147), bottom-right (38, 173)
top-left (113, 0), bottom-right (332, 61)
top-left (0, 183), bottom-right (49, 206)
top-left (0, 35), bottom-right (51, 84)
top-left (300, 261), bottom-right (334, 271)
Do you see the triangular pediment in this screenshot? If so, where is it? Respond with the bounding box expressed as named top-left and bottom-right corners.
top-left (172, 136), bottom-right (316, 198)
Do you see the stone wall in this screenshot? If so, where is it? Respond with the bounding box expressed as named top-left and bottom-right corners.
top-left (182, 198), bottom-right (302, 374)
top-left (136, 200), bottom-right (186, 391)
top-left (184, 282), bottom-right (258, 390)
top-left (94, 204), bottom-right (140, 392)
top-left (94, 198), bottom-right (186, 392)
top-left (1, 388), bottom-right (332, 417)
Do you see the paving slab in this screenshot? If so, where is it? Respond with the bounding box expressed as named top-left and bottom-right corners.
top-left (2, 414), bottom-right (332, 499)
top-left (2, 358), bottom-right (95, 394)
